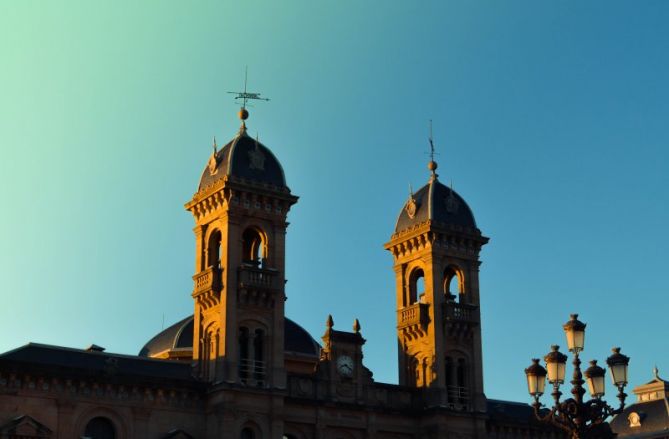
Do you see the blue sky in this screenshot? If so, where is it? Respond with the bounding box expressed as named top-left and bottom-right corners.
top-left (1, 1), bottom-right (668, 403)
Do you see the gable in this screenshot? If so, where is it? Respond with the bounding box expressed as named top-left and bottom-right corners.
top-left (0, 415), bottom-right (52, 437)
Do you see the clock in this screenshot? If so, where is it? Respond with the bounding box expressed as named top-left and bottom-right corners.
top-left (336, 355), bottom-right (354, 377)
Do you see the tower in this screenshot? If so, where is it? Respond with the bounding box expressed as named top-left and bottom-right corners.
top-left (185, 109), bottom-right (298, 388)
top-left (384, 156), bottom-right (489, 412)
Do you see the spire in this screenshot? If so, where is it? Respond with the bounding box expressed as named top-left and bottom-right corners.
top-left (212, 136), bottom-right (217, 155)
top-left (353, 318), bottom-right (361, 334)
top-left (326, 314), bottom-right (334, 329)
top-left (427, 119), bottom-right (438, 179)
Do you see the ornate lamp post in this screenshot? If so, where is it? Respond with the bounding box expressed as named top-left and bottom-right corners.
top-left (524, 314), bottom-right (630, 439)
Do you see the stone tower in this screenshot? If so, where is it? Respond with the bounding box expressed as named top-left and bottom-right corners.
top-left (185, 110), bottom-right (298, 388)
top-left (384, 158), bottom-right (489, 412)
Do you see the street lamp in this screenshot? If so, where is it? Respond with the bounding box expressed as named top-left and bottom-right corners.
top-left (524, 314), bottom-right (630, 439)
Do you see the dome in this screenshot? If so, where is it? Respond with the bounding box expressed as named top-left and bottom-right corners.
top-left (138, 316), bottom-right (320, 358)
top-left (138, 316), bottom-right (194, 357)
top-left (198, 128), bottom-right (287, 191)
top-left (395, 176), bottom-right (477, 233)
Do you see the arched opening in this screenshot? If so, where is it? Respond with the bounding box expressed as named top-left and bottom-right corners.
top-left (253, 328), bottom-right (266, 385)
top-left (208, 229), bottom-right (222, 268)
top-left (443, 266), bottom-right (463, 302)
top-left (83, 417), bottom-right (116, 439)
top-left (408, 268), bottom-right (425, 305)
top-left (242, 228), bottom-right (265, 266)
top-left (239, 327), bottom-right (250, 383)
top-left (241, 428), bottom-right (255, 439)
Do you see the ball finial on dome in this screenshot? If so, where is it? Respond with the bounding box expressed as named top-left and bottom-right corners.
top-left (238, 107), bottom-right (249, 120)
top-left (428, 160), bottom-right (438, 172)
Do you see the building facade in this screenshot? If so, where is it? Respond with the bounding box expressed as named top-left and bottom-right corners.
top-left (0, 110), bottom-right (558, 439)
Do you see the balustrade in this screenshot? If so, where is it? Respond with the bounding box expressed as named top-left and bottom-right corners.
top-left (444, 302), bottom-right (478, 323)
top-left (397, 303), bottom-right (430, 329)
top-left (192, 266), bottom-right (223, 295)
top-left (238, 266), bottom-right (279, 290)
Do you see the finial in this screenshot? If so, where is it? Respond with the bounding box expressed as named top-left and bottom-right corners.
top-left (212, 136), bottom-right (218, 155)
top-left (228, 66), bottom-right (270, 131)
top-left (353, 318), bottom-right (361, 333)
top-left (427, 119), bottom-right (438, 178)
top-left (654, 365), bottom-right (660, 379)
top-left (409, 183), bottom-right (414, 198)
top-left (326, 314), bottom-right (334, 329)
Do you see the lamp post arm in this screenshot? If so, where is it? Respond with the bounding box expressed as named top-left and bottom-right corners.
top-left (531, 399), bottom-right (577, 437)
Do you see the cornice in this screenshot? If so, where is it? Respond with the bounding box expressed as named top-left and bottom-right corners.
top-left (0, 369), bottom-right (205, 410)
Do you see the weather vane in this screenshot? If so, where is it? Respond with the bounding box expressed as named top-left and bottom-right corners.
top-left (227, 67), bottom-right (270, 111)
top-left (428, 119), bottom-right (436, 163)
top-left (427, 119), bottom-right (439, 177)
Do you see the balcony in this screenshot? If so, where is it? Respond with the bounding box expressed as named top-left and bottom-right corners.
top-left (238, 266), bottom-right (280, 291)
top-left (192, 266), bottom-right (223, 296)
top-left (397, 302), bottom-right (430, 330)
top-left (443, 302), bottom-right (478, 323)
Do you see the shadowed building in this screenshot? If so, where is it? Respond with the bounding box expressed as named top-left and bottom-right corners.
top-left (609, 368), bottom-right (669, 438)
top-left (0, 110), bottom-right (560, 438)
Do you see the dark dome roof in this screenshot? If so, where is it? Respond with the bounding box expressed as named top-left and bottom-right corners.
top-left (395, 176), bottom-right (477, 233)
top-left (138, 316), bottom-right (320, 358)
top-left (198, 129), bottom-right (287, 191)
top-left (139, 316), bottom-right (194, 357)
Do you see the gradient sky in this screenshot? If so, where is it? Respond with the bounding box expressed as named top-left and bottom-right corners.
top-left (1, 1), bottom-right (668, 404)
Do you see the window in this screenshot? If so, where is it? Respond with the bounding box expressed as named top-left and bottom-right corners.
top-left (239, 327), bottom-right (250, 382)
top-left (445, 356), bottom-right (453, 389)
top-left (208, 230), bottom-right (222, 268)
top-left (443, 266), bottom-right (462, 302)
top-left (242, 228), bottom-right (264, 266)
top-left (457, 358), bottom-right (467, 404)
top-left (253, 329), bottom-right (266, 384)
top-left (408, 268), bottom-right (425, 305)
top-left (83, 417), bottom-right (115, 439)
top-left (407, 355), bottom-right (419, 387)
top-left (239, 323), bottom-right (267, 386)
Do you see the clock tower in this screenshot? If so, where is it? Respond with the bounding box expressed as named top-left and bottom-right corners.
top-left (316, 315), bottom-right (372, 403)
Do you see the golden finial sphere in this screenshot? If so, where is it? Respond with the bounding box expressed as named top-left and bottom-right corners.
top-left (428, 161), bottom-right (438, 171)
top-left (239, 108), bottom-right (249, 120)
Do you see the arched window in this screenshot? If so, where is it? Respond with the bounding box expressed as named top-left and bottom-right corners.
top-left (239, 327), bottom-right (250, 383)
top-left (241, 428), bottom-right (255, 439)
top-left (253, 329), bottom-right (266, 384)
top-left (83, 417), bottom-right (115, 439)
top-left (208, 230), bottom-right (222, 268)
top-left (443, 266), bottom-right (462, 302)
top-left (242, 228), bottom-right (264, 266)
top-left (408, 268), bottom-right (425, 305)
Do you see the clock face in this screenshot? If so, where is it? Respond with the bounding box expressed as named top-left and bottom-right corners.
top-left (336, 355), bottom-right (354, 377)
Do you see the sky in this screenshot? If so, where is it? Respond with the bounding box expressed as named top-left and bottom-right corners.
top-left (1, 1), bottom-right (668, 404)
